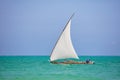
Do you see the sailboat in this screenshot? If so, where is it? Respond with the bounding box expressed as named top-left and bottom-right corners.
top-left (50, 14), bottom-right (94, 64)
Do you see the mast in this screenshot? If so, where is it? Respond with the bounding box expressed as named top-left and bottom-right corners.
top-left (50, 13), bottom-right (75, 57)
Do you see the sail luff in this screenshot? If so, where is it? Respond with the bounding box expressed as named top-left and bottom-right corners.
top-left (50, 14), bottom-right (74, 58)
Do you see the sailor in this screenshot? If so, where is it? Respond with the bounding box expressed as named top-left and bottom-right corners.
top-left (86, 59), bottom-right (90, 63)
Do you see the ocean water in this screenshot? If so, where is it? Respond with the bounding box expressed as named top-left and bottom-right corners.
top-left (0, 56), bottom-right (120, 80)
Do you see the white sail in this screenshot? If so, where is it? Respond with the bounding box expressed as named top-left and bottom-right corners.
top-left (50, 17), bottom-right (79, 61)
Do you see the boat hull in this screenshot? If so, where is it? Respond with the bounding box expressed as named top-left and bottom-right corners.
top-left (50, 60), bottom-right (94, 64)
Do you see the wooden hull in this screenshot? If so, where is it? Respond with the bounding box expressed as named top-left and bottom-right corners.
top-left (50, 60), bottom-right (94, 64)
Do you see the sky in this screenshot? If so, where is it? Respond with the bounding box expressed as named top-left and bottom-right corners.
top-left (0, 0), bottom-right (120, 56)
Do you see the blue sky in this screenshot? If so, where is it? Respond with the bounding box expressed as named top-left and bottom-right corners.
top-left (0, 0), bottom-right (120, 56)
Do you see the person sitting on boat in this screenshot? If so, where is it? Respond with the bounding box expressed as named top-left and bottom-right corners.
top-left (86, 59), bottom-right (90, 63)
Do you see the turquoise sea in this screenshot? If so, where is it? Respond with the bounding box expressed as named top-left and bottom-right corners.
top-left (0, 56), bottom-right (120, 80)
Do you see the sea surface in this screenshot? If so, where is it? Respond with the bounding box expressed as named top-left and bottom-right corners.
top-left (0, 56), bottom-right (120, 80)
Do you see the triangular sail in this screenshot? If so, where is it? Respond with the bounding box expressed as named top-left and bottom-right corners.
top-left (50, 15), bottom-right (79, 61)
